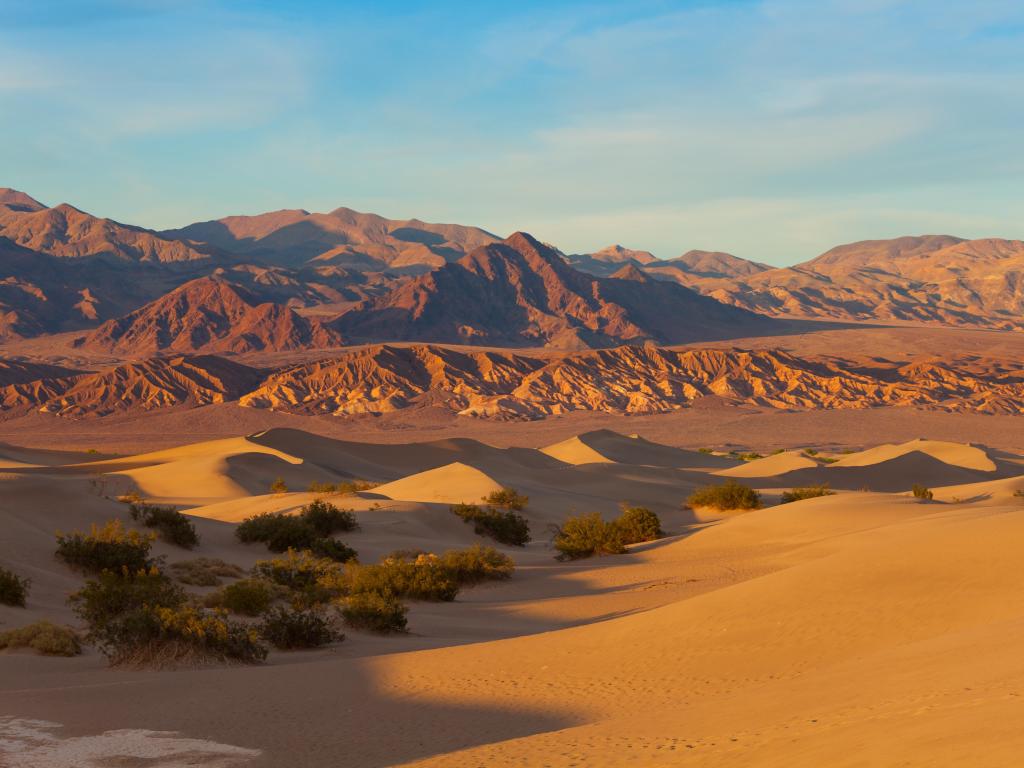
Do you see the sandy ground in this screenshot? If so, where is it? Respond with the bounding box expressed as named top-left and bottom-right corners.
top-left (2, 427), bottom-right (1024, 766)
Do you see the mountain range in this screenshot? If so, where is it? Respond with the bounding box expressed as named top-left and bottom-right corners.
top-left (3, 186), bottom-right (1024, 357)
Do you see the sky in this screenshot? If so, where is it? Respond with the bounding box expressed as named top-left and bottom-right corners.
top-left (1, 0), bottom-right (1023, 265)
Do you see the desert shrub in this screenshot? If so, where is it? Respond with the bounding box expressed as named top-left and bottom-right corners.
top-left (55, 520), bottom-right (155, 574)
top-left (259, 606), bottom-right (341, 649)
top-left (308, 480), bottom-right (377, 496)
top-left (0, 621), bottom-right (81, 656)
top-left (818, 457), bottom-right (839, 464)
top-left (118, 491), bottom-right (145, 504)
top-left (70, 568), bottom-right (265, 665)
top-left (205, 578), bottom-right (277, 616)
top-left (168, 558), bottom-right (246, 587)
top-left (129, 503), bottom-right (199, 549)
top-left (439, 545), bottom-right (515, 585)
top-left (236, 510), bottom-right (357, 561)
top-left (803, 448), bottom-right (819, 456)
top-left (300, 499), bottom-right (358, 536)
top-left (698, 447), bottom-right (714, 454)
top-left (251, 552), bottom-right (344, 593)
top-left (552, 513), bottom-right (626, 560)
top-left (483, 487), bottom-right (529, 511)
top-left (341, 591), bottom-right (408, 634)
top-left (780, 484), bottom-right (836, 504)
top-left (734, 452), bottom-right (763, 462)
top-left (270, 477), bottom-right (288, 494)
top-left (1014, 489), bottom-right (1024, 499)
top-left (686, 481), bottom-right (762, 511)
top-left (613, 505), bottom-right (663, 545)
top-left (0, 565), bottom-right (30, 607)
top-left (450, 503), bottom-right (531, 547)
top-left (912, 484), bottom-right (934, 500)
top-left (347, 555), bottom-right (459, 602)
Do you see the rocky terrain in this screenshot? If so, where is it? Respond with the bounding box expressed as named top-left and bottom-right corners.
top-left (5, 343), bottom-right (1024, 420)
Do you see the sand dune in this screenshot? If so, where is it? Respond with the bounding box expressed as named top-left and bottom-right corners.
top-left (373, 462), bottom-right (504, 505)
top-left (541, 429), bottom-right (733, 468)
top-left (3, 427), bottom-right (1024, 767)
top-left (833, 437), bottom-right (996, 471)
top-left (715, 450), bottom-right (817, 478)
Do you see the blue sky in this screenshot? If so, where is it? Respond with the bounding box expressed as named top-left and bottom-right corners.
top-left (2, 0), bottom-right (1023, 264)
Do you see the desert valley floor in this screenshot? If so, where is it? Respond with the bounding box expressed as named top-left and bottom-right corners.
top-left (2, 422), bottom-right (1023, 767)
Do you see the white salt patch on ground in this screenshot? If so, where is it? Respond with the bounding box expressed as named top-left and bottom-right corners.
top-left (0, 717), bottom-right (259, 767)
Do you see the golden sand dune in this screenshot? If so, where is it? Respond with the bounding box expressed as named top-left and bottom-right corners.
top-left (541, 429), bottom-right (734, 468)
top-left (832, 437), bottom-right (996, 471)
top-left (373, 462), bottom-right (504, 505)
top-left (3, 428), bottom-right (1024, 767)
top-left (714, 450), bottom-right (817, 477)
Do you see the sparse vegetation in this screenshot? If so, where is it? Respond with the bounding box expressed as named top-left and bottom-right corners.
top-left (307, 480), bottom-right (378, 495)
top-left (613, 505), bottom-right (663, 544)
top-left (55, 520), bottom-right (155, 574)
top-left (270, 477), bottom-right (288, 494)
top-left (803, 448), bottom-right (819, 456)
top-left (204, 578), bottom-right (278, 616)
top-left (912, 484), bottom-right (934, 501)
top-left (450, 503), bottom-right (531, 547)
top-left (686, 481), bottom-right (762, 511)
top-left (1014, 489), bottom-right (1024, 499)
top-left (259, 606), bottom-right (342, 649)
top-left (729, 451), bottom-right (763, 462)
top-left (780, 484), bottom-right (836, 504)
top-left (129, 503), bottom-right (199, 549)
top-left (168, 558), bottom-right (246, 587)
top-left (818, 456), bottom-right (839, 464)
top-left (70, 568), bottom-right (265, 666)
top-left (236, 506), bottom-right (358, 561)
top-left (300, 499), bottom-right (359, 536)
top-left (438, 545), bottom-right (515, 585)
top-left (347, 554), bottom-right (459, 602)
top-left (698, 447), bottom-right (714, 454)
top-left (483, 488), bottom-right (529, 511)
top-left (552, 513), bottom-right (626, 560)
top-left (0, 565), bottom-right (30, 607)
top-left (341, 591), bottom-right (408, 634)
top-left (0, 621), bottom-right (81, 656)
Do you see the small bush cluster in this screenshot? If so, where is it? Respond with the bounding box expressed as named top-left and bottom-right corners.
top-left (552, 513), bottom-right (626, 560)
top-left (450, 503), bottom-right (531, 547)
top-left (780, 484), bottom-right (836, 504)
top-left (729, 451), bottom-right (764, 462)
top-left (259, 606), bottom-right (341, 649)
top-left (129, 503), bottom-right (199, 549)
top-left (614, 506), bottom-right (663, 545)
top-left (341, 592), bottom-right (407, 633)
top-left (204, 578), bottom-right (279, 616)
top-left (55, 520), bottom-right (155, 574)
top-left (0, 565), bottom-right (30, 607)
top-left (70, 568), bottom-right (266, 666)
top-left (912, 484), bottom-right (934, 500)
top-left (552, 504), bottom-right (665, 560)
top-left (0, 621), bottom-right (81, 656)
top-left (308, 480), bottom-right (378, 495)
top-left (236, 501), bottom-right (358, 561)
top-left (437, 545), bottom-right (515, 585)
top-left (271, 477), bottom-right (289, 494)
top-left (348, 555), bottom-right (459, 602)
top-left (168, 558), bottom-right (245, 587)
top-left (686, 481), bottom-right (762, 511)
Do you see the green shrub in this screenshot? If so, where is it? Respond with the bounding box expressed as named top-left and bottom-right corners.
top-left (482, 488), bottom-right (529, 511)
top-left (55, 520), bottom-right (155, 574)
top-left (450, 503), bottom-right (531, 546)
top-left (780, 484), bottom-right (836, 504)
top-left (308, 480), bottom-right (377, 495)
top-left (698, 447), bottom-right (714, 454)
top-left (912, 484), bottom-right (934, 500)
top-left (259, 606), bottom-right (341, 649)
top-left (300, 499), bottom-right (358, 536)
top-left (70, 568), bottom-right (265, 666)
top-left (0, 621), bottom-right (81, 656)
top-left (341, 591), bottom-right (408, 634)
top-left (613, 505), bottom-right (663, 545)
top-left (252, 549), bottom-right (344, 601)
top-left (347, 555), bottom-right (459, 602)
top-left (439, 545), bottom-right (514, 585)
top-left (168, 558), bottom-right (245, 586)
top-left (236, 510), bottom-right (357, 561)
top-left (0, 565), bottom-right (30, 607)
top-left (128, 503), bottom-right (199, 549)
top-left (270, 477), bottom-right (288, 494)
top-left (552, 513), bottom-right (626, 560)
top-left (686, 481), bottom-right (762, 511)
top-left (205, 578), bottom-right (277, 616)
